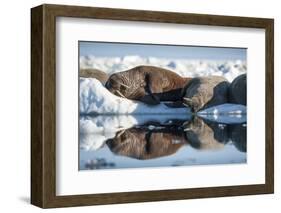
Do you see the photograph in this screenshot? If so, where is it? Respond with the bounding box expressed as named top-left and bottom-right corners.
top-left (79, 41), bottom-right (247, 170)
top-left (30, 4), bottom-right (274, 208)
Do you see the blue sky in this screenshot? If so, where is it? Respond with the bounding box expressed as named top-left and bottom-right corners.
top-left (79, 41), bottom-right (246, 60)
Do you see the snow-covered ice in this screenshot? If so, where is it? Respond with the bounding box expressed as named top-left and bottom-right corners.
top-left (198, 104), bottom-right (246, 115)
top-left (198, 114), bottom-right (246, 124)
top-left (80, 55), bottom-right (246, 82)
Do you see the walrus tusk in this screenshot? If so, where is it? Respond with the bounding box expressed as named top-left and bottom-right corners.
top-left (183, 97), bottom-right (193, 107)
top-left (116, 129), bottom-right (126, 138)
top-left (116, 90), bottom-right (126, 98)
top-left (183, 97), bottom-right (192, 102)
top-left (119, 82), bottom-right (130, 89)
top-left (116, 127), bottom-right (126, 132)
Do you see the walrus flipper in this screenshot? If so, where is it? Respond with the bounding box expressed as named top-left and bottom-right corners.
top-left (140, 74), bottom-right (161, 105)
top-left (181, 78), bottom-right (201, 112)
top-left (140, 94), bottom-right (160, 105)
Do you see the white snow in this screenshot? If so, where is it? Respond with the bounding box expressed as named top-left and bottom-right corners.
top-left (80, 78), bottom-right (190, 115)
top-left (80, 55), bottom-right (246, 82)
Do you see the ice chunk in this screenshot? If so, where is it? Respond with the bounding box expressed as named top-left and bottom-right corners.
top-left (198, 104), bottom-right (246, 115)
top-left (198, 104), bottom-right (247, 124)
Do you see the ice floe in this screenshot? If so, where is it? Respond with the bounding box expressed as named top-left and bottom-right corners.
top-left (198, 104), bottom-right (246, 124)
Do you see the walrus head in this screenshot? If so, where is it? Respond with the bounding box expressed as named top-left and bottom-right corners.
top-left (105, 67), bottom-right (146, 100)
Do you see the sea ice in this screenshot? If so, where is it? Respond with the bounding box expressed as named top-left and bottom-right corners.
top-left (198, 104), bottom-right (247, 124)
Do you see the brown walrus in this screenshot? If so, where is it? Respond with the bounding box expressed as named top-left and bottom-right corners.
top-left (105, 65), bottom-right (192, 105)
top-left (80, 68), bottom-right (109, 84)
top-left (182, 76), bottom-right (230, 112)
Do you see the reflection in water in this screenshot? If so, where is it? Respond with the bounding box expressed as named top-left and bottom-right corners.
top-left (106, 127), bottom-right (187, 160)
top-left (79, 115), bottom-right (246, 170)
top-left (184, 117), bottom-right (246, 152)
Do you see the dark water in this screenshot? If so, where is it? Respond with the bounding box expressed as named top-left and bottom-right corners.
top-left (79, 115), bottom-right (246, 170)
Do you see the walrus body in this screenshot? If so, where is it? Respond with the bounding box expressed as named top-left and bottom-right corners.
top-left (182, 76), bottom-right (230, 112)
top-left (80, 68), bottom-right (109, 84)
top-left (105, 66), bottom-right (191, 105)
top-left (229, 74), bottom-right (246, 105)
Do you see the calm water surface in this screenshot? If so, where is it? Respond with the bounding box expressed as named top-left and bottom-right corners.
top-left (79, 115), bottom-right (246, 170)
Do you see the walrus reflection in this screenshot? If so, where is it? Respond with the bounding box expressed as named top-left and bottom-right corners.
top-left (206, 120), bottom-right (246, 153)
top-left (184, 117), bottom-right (225, 150)
top-left (105, 65), bottom-right (191, 105)
top-left (184, 117), bottom-right (246, 152)
top-left (229, 124), bottom-right (247, 152)
top-left (106, 128), bottom-right (187, 160)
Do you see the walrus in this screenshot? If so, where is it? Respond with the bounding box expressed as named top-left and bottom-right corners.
top-left (229, 74), bottom-right (247, 105)
top-left (80, 68), bottom-right (109, 84)
top-left (182, 76), bottom-right (230, 112)
top-left (105, 65), bottom-right (192, 105)
top-left (106, 127), bottom-right (187, 160)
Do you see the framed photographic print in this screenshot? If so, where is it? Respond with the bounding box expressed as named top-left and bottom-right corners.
top-left (31, 4), bottom-right (274, 208)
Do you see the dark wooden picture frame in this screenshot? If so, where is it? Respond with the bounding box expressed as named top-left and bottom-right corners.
top-left (31, 4), bottom-right (274, 208)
